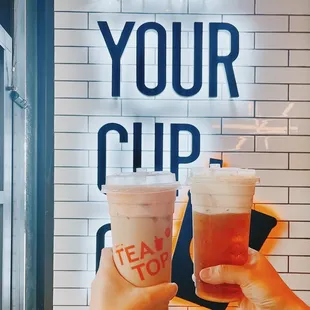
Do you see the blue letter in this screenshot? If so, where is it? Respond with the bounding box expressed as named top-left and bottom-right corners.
top-left (155, 123), bottom-right (164, 171)
top-left (171, 124), bottom-right (200, 182)
top-left (98, 21), bottom-right (135, 97)
top-left (133, 123), bottom-right (142, 171)
top-left (209, 23), bottom-right (239, 98)
top-left (97, 123), bottom-right (128, 190)
top-left (173, 22), bottom-right (203, 97)
top-left (137, 22), bottom-right (167, 96)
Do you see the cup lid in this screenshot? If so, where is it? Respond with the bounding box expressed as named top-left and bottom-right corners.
top-left (188, 166), bottom-right (260, 184)
top-left (101, 169), bottom-right (181, 193)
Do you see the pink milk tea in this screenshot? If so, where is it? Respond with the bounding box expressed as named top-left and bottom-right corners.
top-left (102, 171), bottom-right (180, 287)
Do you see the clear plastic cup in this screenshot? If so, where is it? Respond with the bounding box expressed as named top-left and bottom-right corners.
top-left (189, 167), bottom-right (259, 303)
top-left (102, 170), bottom-right (180, 288)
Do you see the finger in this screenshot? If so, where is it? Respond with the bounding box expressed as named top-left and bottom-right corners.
top-left (98, 248), bottom-right (118, 275)
top-left (144, 283), bottom-right (178, 305)
top-left (200, 265), bottom-right (250, 286)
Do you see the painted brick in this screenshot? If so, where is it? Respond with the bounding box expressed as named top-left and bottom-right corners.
top-left (290, 188), bottom-right (310, 204)
top-left (55, 82), bottom-right (88, 98)
top-left (88, 185), bottom-right (107, 202)
top-left (290, 85), bottom-right (310, 101)
top-left (261, 239), bottom-right (310, 256)
top-left (290, 51), bottom-right (310, 67)
top-left (222, 84), bottom-right (288, 101)
top-left (55, 116), bottom-right (88, 133)
top-left (179, 152), bottom-right (221, 168)
top-left (54, 0), bottom-right (121, 12)
top-left (256, 33), bottom-right (310, 49)
top-left (165, 48), bottom-right (209, 66)
top-left (89, 82), bottom-right (156, 99)
top-left (55, 150), bottom-right (89, 167)
top-left (121, 65), bottom-right (189, 84)
top-left (256, 136), bottom-right (310, 152)
top-left (89, 47), bottom-right (155, 65)
top-left (280, 274), bottom-right (310, 290)
top-left (56, 28), bottom-right (188, 49)
top-left (290, 119), bottom-right (310, 135)
top-left (155, 83), bottom-right (220, 101)
top-left (257, 0), bottom-right (310, 14)
top-left (254, 187), bottom-right (288, 204)
top-left (222, 118), bottom-right (287, 135)
top-left (189, 0), bottom-right (254, 14)
top-left (54, 289), bottom-right (87, 305)
top-left (256, 68), bottom-right (310, 84)
top-left (200, 135), bottom-right (254, 152)
top-left (189, 32), bottom-right (254, 49)
top-left (54, 202), bottom-right (110, 219)
top-left (55, 47), bottom-right (88, 64)
top-left (54, 271), bottom-right (94, 288)
top-left (223, 15), bottom-right (288, 32)
top-left (55, 29), bottom-right (118, 47)
top-left (290, 257), bottom-right (310, 273)
top-left (55, 185), bottom-right (88, 202)
top-left (55, 12), bottom-right (88, 29)
top-left (122, 0), bottom-right (188, 13)
top-left (216, 67), bottom-right (255, 84)
top-left (256, 102), bottom-right (310, 118)
top-left (55, 133), bottom-right (97, 150)
top-left (290, 154), bottom-right (310, 169)
top-left (54, 219), bottom-right (88, 236)
top-left (223, 153), bottom-right (288, 169)
top-left (233, 50), bottom-right (288, 67)
top-left (53, 307), bottom-right (89, 310)
top-left (89, 13), bottom-right (155, 30)
top-left (54, 254), bottom-right (88, 271)
top-left (88, 116), bottom-right (155, 133)
top-left (55, 64), bottom-right (112, 81)
top-left (189, 101), bottom-right (254, 117)
top-left (290, 222), bottom-right (310, 238)
top-left (122, 100), bottom-right (188, 117)
top-left (121, 134), bottom-right (188, 151)
top-left (89, 150), bottom-right (132, 168)
top-left (55, 99), bottom-right (121, 116)
top-left (255, 204), bottom-right (310, 221)
top-left (88, 219), bottom-right (113, 236)
top-left (290, 16), bottom-right (310, 32)
top-left (256, 170), bottom-right (310, 187)
top-left (54, 236), bottom-right (96, 253)
top-left (156, 14), bottom-right (221, 31)
top-left (155, 118), bottom-right (221, 134)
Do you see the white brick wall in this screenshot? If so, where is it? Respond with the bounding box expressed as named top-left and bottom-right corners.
top-left (54, 0), bottom-right (310, 308)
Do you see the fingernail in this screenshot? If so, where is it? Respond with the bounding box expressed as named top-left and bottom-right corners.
top-left (200, 268), bottom-right (212, 280)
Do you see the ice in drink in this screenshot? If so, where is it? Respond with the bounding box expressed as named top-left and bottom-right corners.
top-left (102, 171), bottom-right (180, 288)
top-left (189, 167), bottom-right (258, 302)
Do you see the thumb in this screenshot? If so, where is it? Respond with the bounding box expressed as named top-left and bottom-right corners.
top-left (143, 283), bottom-right (178, 304)
top-left (200, 265), bottom-right (251, 286)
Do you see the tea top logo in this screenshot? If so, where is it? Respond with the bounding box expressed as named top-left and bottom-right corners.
top-left (98, 21), bottom-right (240, 98)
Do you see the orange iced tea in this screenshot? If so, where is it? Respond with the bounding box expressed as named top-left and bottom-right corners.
top-left (193, 211), bottom-right (251, 302)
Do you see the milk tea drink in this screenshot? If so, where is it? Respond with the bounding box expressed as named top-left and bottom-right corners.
top-left (102, 171), bottom-right (179, 288)
top-left (189, 167), bottom-right (258, 302)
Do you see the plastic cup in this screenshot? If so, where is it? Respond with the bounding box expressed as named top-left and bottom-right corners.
top-left (189, 167), bottom-right (259, 303)
top-left (102, 170), bottom-right (180, 289)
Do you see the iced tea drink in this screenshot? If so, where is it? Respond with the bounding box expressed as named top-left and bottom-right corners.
top-left (190, 167), bottom-right (258, 302)
top-left (102, 171), bottom-right (179, 288)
